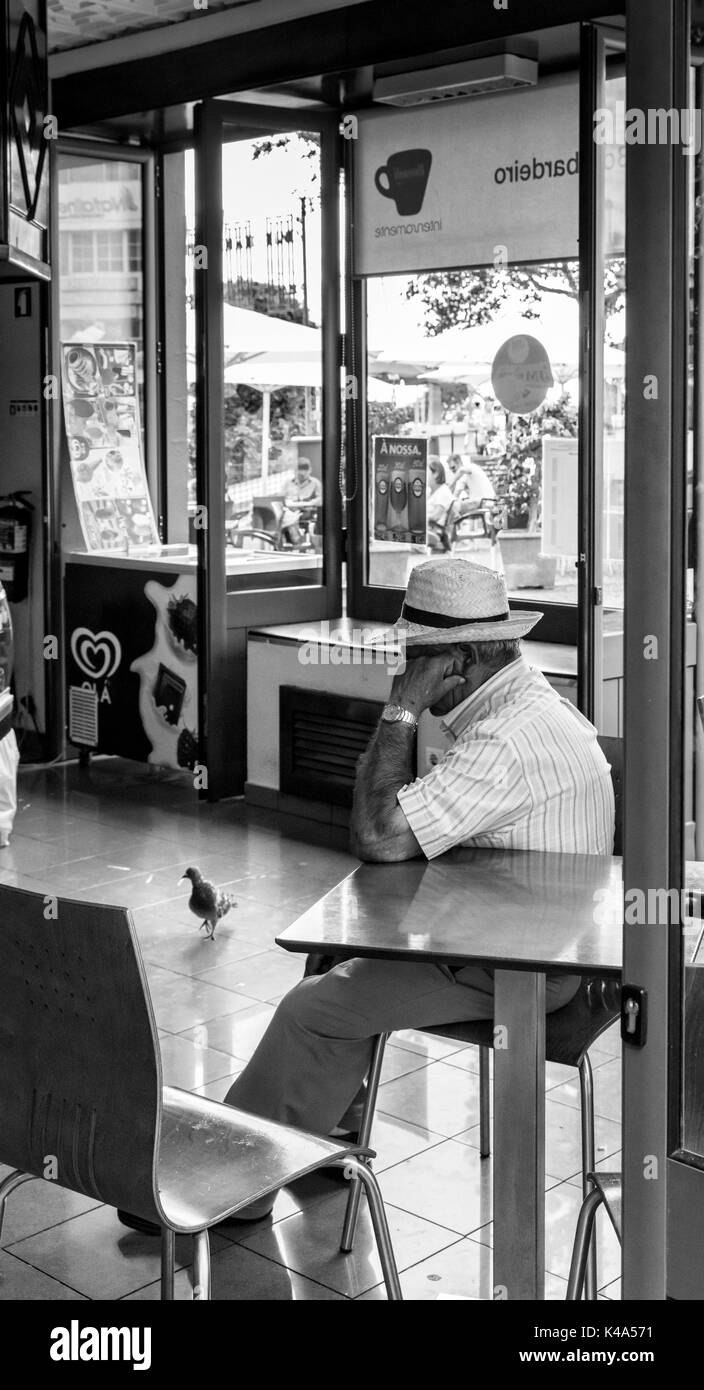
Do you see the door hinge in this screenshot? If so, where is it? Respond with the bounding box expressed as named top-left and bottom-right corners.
top-left (593, 586), bottom-right (603, 606)
top-left (156, 341), bottom-right (164, 374)
top-left (154, 161), bottom-right (162, 199)
top-left (621, 984), bottom-right (648, 1046)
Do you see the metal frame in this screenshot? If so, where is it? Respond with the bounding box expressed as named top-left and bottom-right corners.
top-left (622, 0), bottom-right (689, 1301)
top-left (577, 23), bottom-right (607, 721)
top-left (193, 98), bottom-right (343, 799)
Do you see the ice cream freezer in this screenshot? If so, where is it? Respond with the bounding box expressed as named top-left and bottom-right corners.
top-left (64, 554), bottom-right (201, 772)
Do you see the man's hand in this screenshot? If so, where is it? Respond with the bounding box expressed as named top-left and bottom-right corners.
top-left (389, 654), bottom-right (466, 719)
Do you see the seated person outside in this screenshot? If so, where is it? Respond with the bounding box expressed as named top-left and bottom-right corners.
top-left (426, 457), bottom-right (456, 550)
top-left (281, 456), bottom-right (323, 544)
top-left (119, 557), bottom-right (614, 1230)
top-left (448, 452), bottom-right (496, 518)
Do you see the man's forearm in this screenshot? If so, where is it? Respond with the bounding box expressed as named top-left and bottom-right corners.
top-left (350, 720), bottom-right (418, 859)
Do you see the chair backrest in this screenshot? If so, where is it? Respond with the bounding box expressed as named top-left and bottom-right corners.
top-left (0, 885), bottom-right (162, 1221)
top-left (597, 734), bottom-right (623, 856)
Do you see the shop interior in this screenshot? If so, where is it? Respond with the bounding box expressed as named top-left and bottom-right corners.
top-left (0, 0), bottom-right (703, 1304)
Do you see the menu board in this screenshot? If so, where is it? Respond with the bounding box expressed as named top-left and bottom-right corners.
top-left (372, 436), bottom-right (428, 545)
top-left (60, 342), bottom-right (160, 553)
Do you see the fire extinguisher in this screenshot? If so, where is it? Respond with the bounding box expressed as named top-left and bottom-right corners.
top-left (0, 491), bottom-right (33, 603)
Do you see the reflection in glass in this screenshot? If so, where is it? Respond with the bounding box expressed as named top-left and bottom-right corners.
top-left (57, 154), bottom-right (145, 437)
top-left (185, 134), bottom-right (324, 582)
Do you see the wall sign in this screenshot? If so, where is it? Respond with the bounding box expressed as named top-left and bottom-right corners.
top-left (354, 75), bottom-right (625, 275)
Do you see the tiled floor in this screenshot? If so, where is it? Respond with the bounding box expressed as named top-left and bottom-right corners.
top-left (0, 758), bottom-right (622, 1301)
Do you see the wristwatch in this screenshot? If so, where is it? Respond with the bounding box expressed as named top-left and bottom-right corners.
top-left (381, 703), bottom-right (418, 730)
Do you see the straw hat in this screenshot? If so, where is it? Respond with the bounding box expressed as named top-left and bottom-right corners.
top-left (377, 558), bottom-right (543, 645)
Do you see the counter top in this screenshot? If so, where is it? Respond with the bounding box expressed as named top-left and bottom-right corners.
top-left (63, 548), bottom-right (321, 577)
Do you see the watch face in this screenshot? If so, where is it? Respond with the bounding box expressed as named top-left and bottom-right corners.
top-left (382, 704), bottom-right (401, 721)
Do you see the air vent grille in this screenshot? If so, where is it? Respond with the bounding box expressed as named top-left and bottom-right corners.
top-left (280, 687), bottom-right (382, 807)
top-left (374, 55), bottom-right (538, 107)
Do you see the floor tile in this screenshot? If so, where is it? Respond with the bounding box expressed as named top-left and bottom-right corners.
top-left (158, 1033), bottom-right (240, 1090)
top-left (123, 1242), bottom-right (348, 1300)
top-left (144, 965), bottom-right (258, 1032)
top-left (195, 949), bottom-right (305, 1002)
top-left (378, 1139), bottom-right (493, 1235)
top-left (369, 1111), bottom-right (447, 1171)
top-left (178, 1004), bottom-right (275, 1063)
top-left (6, 1205), bottom-right (228, 1301)
top-left (0, 1248), bottom-right (88, 1300)
top-left (456, 1098), bottom-right (622, 1182)
top-left (390, 1027), bottom-right (474, 1061)
top-left (0, 1174), bottom-right (102, 1248)
top-left (192, 1070), bottom-right (245, 1101)
top-left (238, 1189), bottom-right (461, 1297)
top-left (377, 1060), bottom-right (481, 1138)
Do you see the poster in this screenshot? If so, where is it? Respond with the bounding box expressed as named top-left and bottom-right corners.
top-left (60, 341), bottom-right (160, 552)
top-left (372, 436), bottom-right (427, 544)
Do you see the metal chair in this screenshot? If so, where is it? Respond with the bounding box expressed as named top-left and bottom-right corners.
top-left (566, 1172), bottom-right (622, 1300)
top-left (341, 737), bottom-right (623, 1301)
top-left (0, 884), bottom-right (402, 1301)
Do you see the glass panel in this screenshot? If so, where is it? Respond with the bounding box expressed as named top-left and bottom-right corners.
top-left (57, 154), bottom-right (146, 435)
top-left (186, 131), bottom-right (325, 588)
top-left (365, 264), bottom-right (580, 599)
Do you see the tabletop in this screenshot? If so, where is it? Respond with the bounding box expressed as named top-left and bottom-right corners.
top-left (276, 848), bottom-right (625, 976)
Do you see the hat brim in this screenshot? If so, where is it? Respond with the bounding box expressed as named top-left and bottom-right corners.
top-left (369, 608), bottom-right (543, 647)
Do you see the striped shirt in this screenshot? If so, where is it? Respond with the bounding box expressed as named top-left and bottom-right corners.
top-left (397, 656), bottom-right (614, 860)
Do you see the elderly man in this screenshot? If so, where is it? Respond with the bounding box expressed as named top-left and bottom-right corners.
top-left (119, 558), bottom-right (614, 1231)
top-left (215, 559), bottom-right (614, 1209)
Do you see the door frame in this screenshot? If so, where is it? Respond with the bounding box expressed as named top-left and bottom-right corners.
top-left (193, 98), bottom-right (343, 799)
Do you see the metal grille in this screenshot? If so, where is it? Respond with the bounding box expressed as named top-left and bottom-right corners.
top-left (279, 686), bottom-right (381, 807)
top-left (68, 685), bottom-right (99, 747)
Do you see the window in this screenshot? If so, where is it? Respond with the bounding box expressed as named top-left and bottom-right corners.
top-left (96, 230), bottom-right (126, 273)
top-left (364, 263), bottom-right (585, 606)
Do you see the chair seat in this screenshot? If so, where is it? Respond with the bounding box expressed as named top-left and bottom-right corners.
top-left (155, 1087), bottom-right (359, 1232)
top-left (423, 976), bottom-right (621, 1069)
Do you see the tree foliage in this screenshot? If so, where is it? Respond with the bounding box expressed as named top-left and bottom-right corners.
top-left (407, 260), bottom-right (625, 345)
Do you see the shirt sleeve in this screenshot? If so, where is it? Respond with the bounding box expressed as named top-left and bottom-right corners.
top-left (397, 736), bottom-right (531, 859)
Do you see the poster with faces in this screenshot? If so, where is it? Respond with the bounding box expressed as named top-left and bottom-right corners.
top-left (61, 341), bottom-right (160, 553)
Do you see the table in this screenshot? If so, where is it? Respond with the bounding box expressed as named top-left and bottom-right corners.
top-left (276, 846), bottom-right (624, 1301)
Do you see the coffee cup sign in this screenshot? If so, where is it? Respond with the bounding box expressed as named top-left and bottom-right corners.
top-left (374, 148), bottom-right (432, 216)
top-left (491, 335), bottom-right (554, 414)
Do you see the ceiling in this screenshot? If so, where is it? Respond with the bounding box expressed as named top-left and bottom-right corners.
top-left (47, 0), bottom-right (257, 53)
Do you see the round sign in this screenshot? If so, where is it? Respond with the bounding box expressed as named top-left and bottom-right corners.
top-left (491, 334), bottom-right (554, 414)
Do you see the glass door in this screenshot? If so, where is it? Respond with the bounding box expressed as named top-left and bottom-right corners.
top-left (193, 99), bottom-right (341, 798)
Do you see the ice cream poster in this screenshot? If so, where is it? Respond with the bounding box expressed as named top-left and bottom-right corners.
top-left (60, 341), bottom-right (160, 553)
top-left (372, 436), bottom-right (428, 545)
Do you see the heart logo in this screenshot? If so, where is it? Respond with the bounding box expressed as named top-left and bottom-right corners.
top-left (70, 628), bottom-right (122, 681)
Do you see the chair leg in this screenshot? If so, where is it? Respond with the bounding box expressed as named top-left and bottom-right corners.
top-left (161, 1227), bottom-right (176, 1301)
top-left (337, 1155), bottom-right (402, 1300)
top-left (566, 1187), bottom-right (605, 1300)
top-left (579, 1054), bottom-right (598, 1300)
top-left (479, 1046), bottom-right (491, 1158)
top-left (192, 1230), bottom-right (211, 1301)
top-left (0, 1171), bottom-right (35, 1243)
top-left (340, 1033), bottom-right (388, 1255)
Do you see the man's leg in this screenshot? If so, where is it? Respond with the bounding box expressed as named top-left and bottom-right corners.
top-left (223, 957), bottom-right (497, 1136)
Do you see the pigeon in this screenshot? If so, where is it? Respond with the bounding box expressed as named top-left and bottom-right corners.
top-left (180, 866), bottom-right (237, 941)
